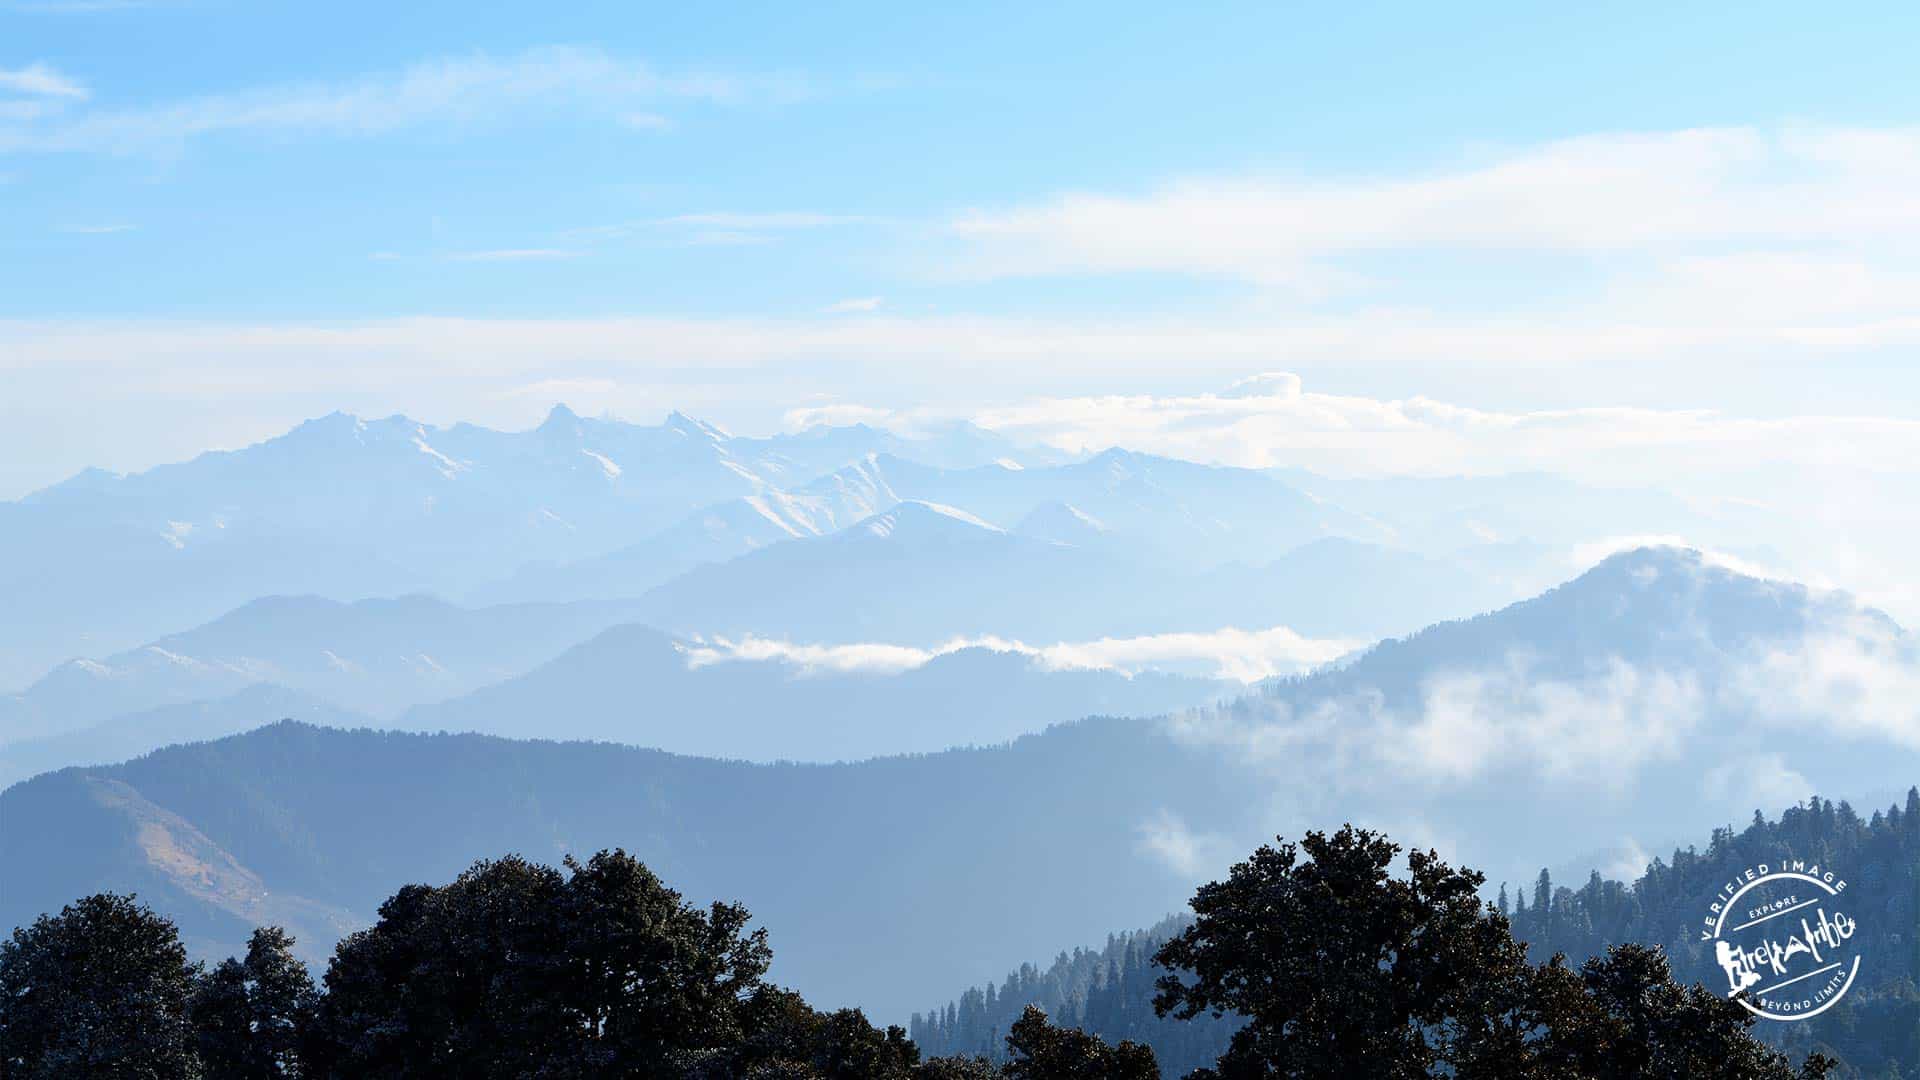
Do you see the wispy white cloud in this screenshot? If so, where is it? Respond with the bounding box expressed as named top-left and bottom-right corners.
top-left (795, 371), bottom-right (1920, 483)
top-left (1168, 657), bottom-right (1706, 793)
top-left (10, 315), bottom-right (1920, 485)
top-left (682, 636), bottom-right (932, 676)
top-left (1601, 838), bottom-right (1654, 883)
top-left (682, 231), bottom-right (772, 247)
top-left (1168, 613), bottom-right (1920, 806)
top-left (11, 316), bottom-right (1920, 487)
top-left (823, 296), bottom-right (883, 314)
top-left (0, 62), bottom-right (88, 99)
top-left (1702, 754), bottom-right (1811, 816)
top-left (57, 223), bottom-right (136, 234)
top-left (1137, 809), bottom-right (1231, 877)
top-left (1390, 659), bottom-right (1704, 786)
top-left (0, 46), bottom-right (805, 155)
top-left (950, 127), bottom-right (1920, 293)
top-left (5, 0), bottom-right (156, 10)
top-left (654, 211), bottom-right (880, 229)
top-left (564, 211), bottom-right (886, 244)
top-left (0, 100), bottom-right (57, 121)
top-left (619, 111), bottom-right (672, 132)
top-left (1723, 620), bottom-right (1920, 749)
top-left (444, 248), bottom-right (580, 263)
top-left (679, 625), bottom-right (1357, 682)
top-left (5, 323), bottom-right (1918, 619)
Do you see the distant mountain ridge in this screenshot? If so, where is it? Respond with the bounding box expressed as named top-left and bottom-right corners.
top-left (7, 548), bottom-right (1915, 1023)
top-left (0, 596), bottom-right (1234, 782)
top-left (0, 594), bottom-right (648, 744)
top-left (399, 623), bottom-right (1231, 761)
top-left (0, 408), bottom-right (1043, 690)
top-left (2, 403), bottom-right (1794, 696)
top-left (0, 685), bottom-right (368, 791)
top-left (623, 501), bottom-right (1516, 646)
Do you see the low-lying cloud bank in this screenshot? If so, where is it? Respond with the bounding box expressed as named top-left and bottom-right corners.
top-left (1169, 625), bottom-right (1920, 793)
top-left (679, 625), bottom-right (1362, 683)
top-left (788, 371), bottom-right (1920, 485)
top-left (1143, 619), bottom-right (1920, 889)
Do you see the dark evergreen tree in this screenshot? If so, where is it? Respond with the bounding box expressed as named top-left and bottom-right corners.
top-left (0, 893), bottom-right (202, 1078)
top-left (186, 927), bottom-right (320, 1079)
top-left (307, 849), bottom-right (772, 1076)
top-left (1527, 944), bottom-right (1835, 1080)
top-left (909, 917), bottom-right (1239, 1078)
top-left (1152, 825), bottom-right (1533, 1079)
top-left (676, 984), bottom-right (923, 1079)
top-left (911, 1058), bottom-right (999, 1080)
top-left (235, 926), bottom-right (316, 1078)
top-left (1001, 1006), bottom-right (1158, 1080)
top-left (190, 958), bottom-right (258, 1077)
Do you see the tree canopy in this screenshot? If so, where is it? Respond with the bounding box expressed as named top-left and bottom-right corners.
top-left (1152, 825), bottom-right (1834, 1080)
top-left (0, 893), bottom-right (202, 1078)
top-left (0, 828), bottom-right (1868, 1079)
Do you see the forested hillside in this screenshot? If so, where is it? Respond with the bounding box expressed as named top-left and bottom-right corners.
top-left (1506, 789), bottom-right (1920, 1076)
top-left (10, 548), bottom-right (1919, 1021)
top-left (914, 796), bottom-right (1920, 1079)
top-left (2, 827), bottom-right (1844, 1079)
top-left (908, 916), bottom-right (1239, 1078)
top-left (0, 717), bottom-right (1257, 1013)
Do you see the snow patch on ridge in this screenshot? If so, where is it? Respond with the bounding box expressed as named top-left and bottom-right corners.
top-left (580, 449), bottom-right (622, 479)
top-left (411, 432), bottom-right (467, 479)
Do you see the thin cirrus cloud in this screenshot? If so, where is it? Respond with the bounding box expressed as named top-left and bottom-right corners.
top-left (652, 212), bottom-right (881, 229)
top-left (4, 0), bottom-right (156, 10)
top-left (564, 211), bottom-right (888, 244)
top-left (0, 63), bottom-right (88, 99)
top-left (619, 111), bottom-right (672, 132)
top-left (0, 46), bottom-right (808, 155)
top-left (947, 126), bottom-right (1920, 301)
top-left (443, 248), bottom-right (580, 263)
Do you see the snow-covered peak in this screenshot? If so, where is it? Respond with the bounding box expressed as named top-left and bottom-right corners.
top-left (665, 411), bottom-right (731, 442)
top-left (278, 411), bottom-right (432, 450)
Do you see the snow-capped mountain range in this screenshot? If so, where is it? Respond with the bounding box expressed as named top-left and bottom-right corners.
top-left (0, 405), bottom-right (1801, 765)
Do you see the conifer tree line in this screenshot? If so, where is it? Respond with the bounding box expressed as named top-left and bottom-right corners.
top-left (1503, 789), bottom-right (1920, 1076)
top-left (909, 919), bottom-right (1240, 1078)
top-left (915, 794), bottom-right (1920, 1079)
top-left (1, 823), bottom-right (1860, 1078)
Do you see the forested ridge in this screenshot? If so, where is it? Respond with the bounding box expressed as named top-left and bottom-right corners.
top-left (1, 821), bottom-right (1849, 1078)
top-left (908, 917), bottom-right (1239, 1079)
top-left (914, 794), bottom-right (1920, 1078)
top-left (1507, 789), bottom-right (1920, 1076)
top-left (0, 716), bottom-right (1261, 1013)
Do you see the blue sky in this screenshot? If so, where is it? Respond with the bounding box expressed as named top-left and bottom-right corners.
top-left (5, 1), bottom-right (1920, 498)
top-left (8, 2), bottom-right (1920, 320)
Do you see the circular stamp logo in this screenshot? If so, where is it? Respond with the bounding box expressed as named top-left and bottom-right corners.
top-left (1699, 861), bottom-right (1861, 1021)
